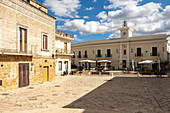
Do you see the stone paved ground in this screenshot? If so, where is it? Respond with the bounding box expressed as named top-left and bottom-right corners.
top-left (0, 75), bottom-right (170, 113)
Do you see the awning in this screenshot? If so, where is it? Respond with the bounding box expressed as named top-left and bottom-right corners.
top-left (97, 60), bottom-right (111, 63)
top-left (79, 60), bottom-right (96, 63)
top-left (138, 60), bottom-right (155, 64)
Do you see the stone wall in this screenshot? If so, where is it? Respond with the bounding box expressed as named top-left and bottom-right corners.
top-left (0, 55), bottom-right (55, 91)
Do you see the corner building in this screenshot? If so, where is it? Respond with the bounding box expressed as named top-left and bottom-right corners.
top-left (71, 21), bottom-right (170, 70)
top-left (0, 0), bottom-right (56, 91)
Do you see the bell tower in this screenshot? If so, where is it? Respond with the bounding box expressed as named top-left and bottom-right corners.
top-left (120, 20), bottom-right (133, 38)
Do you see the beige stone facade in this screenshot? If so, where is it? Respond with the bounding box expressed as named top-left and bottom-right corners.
top-left (71, 22), bottom-right (170, 71)
top-left (0, 0), bottom-right (56, 91)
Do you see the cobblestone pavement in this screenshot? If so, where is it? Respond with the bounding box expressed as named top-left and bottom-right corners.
top-left (0, 75), bottom-right (170, 113)
top-left (0, 76), bottom-right (112, 113)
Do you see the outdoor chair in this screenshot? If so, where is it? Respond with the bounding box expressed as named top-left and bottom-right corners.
top-left (91, 72), bottom-right (99, 75)
top-left (101, 72), bottom-right (110, 75)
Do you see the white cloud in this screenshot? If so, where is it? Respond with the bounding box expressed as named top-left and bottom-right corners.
top-left (74, 35), bottom-right (83, 41)
top-left (83, 16), bottom-right (89, 19)
top-left (104, 0), bottom-right (142, 9)
top-left (58, 19), bottom-right (113, 35)
top-left (93, 0), bottom-right (97, 2)
top-left (44, 0), bottom-right (81, 18)
top-left (58, 0), bottom-right (170, 38)
top-left (86, 7), bottom-right (94, 11)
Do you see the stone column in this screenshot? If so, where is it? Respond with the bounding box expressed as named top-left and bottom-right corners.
top-left (164, 42), bottom-right (167, 61)
top-left (119, 44), bottom-right (122, 68)
top-left (127, 43), bottom-right (130, 68)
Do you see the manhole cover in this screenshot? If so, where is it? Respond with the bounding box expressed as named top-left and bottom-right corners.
top-left (54, 85), bottom-right (60, 87)
top-left (52, 94), bottom-right (58, 96)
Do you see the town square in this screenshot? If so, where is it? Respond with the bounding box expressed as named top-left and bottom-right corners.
top-left (0, 0), bottom-right (170, 113)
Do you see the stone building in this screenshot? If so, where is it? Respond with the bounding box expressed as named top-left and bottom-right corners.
top-left (71, 21), bottom-right (170, 71)
top-left (0, 0), bottom-right (56, 91)
top-left (55, 30), bottom-right (74, 76)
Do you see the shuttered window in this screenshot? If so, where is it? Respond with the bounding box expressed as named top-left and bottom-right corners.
top-left (42, 34), bottom-right (48, 50)
top-left (19, 27), bottom-right (27, 53)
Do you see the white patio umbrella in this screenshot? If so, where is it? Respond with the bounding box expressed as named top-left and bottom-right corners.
top-left (79, 60), bottom-right (96, 63)
top-left (138, 60), bottom-right (156, 71)
top-left (97, 60), bottom-right (111, 71)
top-left (138, 60), bottom-right (155, 64)
top-left (97, 60), bottom-right (111, 63)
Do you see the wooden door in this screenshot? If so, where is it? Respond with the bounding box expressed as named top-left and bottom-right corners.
top-left (43, 66), bottom-right (49, 82)
top-left (19, 63), bottom-right (29, 87)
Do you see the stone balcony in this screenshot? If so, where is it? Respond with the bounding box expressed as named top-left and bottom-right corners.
top-left (0, 48), bottom-right (33, 56)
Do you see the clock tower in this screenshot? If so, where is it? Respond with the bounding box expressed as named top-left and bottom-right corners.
top-left (120, 20), bottom-right (133, 38)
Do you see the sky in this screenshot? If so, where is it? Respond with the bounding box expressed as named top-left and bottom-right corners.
top-left (36, 0), bottom-right (170, 43)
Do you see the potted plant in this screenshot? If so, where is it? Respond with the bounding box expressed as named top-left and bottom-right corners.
top-left (79, 71), bottom-right (82, 76)
top-left (74, 71), bottom-right (77, 75)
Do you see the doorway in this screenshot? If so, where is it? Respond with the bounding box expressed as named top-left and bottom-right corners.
top-left (19, 63), bottom-right (29, 87)
top-left (43, 66), bottom-right (49, 82)
top-left (122, 60), bottom-right (126, 68)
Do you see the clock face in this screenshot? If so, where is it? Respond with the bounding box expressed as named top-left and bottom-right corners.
top-left (123, 32), bottom-right (126, 35)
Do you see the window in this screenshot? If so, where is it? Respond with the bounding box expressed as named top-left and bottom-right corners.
top-left (97, 50), bottom-right (101, 57)
top-left (152, 47), bottom-right (158, 56)
top-left (42, 34), bottom-right (48, 50)
top-left (84, 50), bottom-right (87, 58)
top-left (59, 61), bottom-right (62, 71)
top-left (64, 42), bottom-right (67, 54)
top-left (72, 52), bottom-right (75, 58)
top-left (19, 27), bottom-right (27, 53)
top-left (78, 51), bottom-right (81, 58)
top-left (106, 49), bottom-right (111, 57)
top-left (123, 49), bottom-right (126, 55)
top-left (64, 61), bottom-right (68, 70)
top-left (136, 47), bottom-right (142, 56)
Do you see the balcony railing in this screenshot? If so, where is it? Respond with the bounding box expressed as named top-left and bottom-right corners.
top-left (150, 53), bottom-right (160, 57)
top-left (56, 48), bottom-right (71, 55)
top-left (96, 54), bottom-right (102, 58)
top-left (0, 48), bottom-right (32, 55)
top-left (77, 55), bottom-right (81, 58)
top-left (72, 55), bottom-right (75, 58)
top-left (83, 55), bottom-right (88, 58)
top-left (105, 54), bottom-right (112, 57)
top-left (135, 53), bottom-right (143, 57)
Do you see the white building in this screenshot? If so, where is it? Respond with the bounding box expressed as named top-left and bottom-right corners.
top-left (55, 30), bottom-right (74, 75)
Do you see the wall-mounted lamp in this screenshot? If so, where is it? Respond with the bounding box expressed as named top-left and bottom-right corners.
top-left (116, 49), bottom-right (119, 53)
top-left (131, 49), bottom-right (133, 53)
top-left (1, 64), bottom-right (3, 67)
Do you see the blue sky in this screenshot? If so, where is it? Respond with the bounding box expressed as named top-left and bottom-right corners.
top-left (36, 0), bottom-right (170, 43)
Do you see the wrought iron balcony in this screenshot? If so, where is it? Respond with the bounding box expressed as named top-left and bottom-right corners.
top-left (96, 54), bottom-right (102, 58)
top-left (77, 55), bottom-right (81, 58)
top-left (150, 53), bottom-right (160, 56)
top-left (135, 53), bottom-right (143, 57)
top-left (83, 55), bottom-right (88, 58)
top-left (105, 54), bottom-right (112, 57)
top-left (72, 55), bottom-right (75, 58)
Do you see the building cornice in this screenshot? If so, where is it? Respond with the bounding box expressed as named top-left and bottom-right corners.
top-left (72, 34), bottom-right (168, 48)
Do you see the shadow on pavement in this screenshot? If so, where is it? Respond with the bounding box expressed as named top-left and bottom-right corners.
top-left (64, 77), bottom-right (170, 113)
